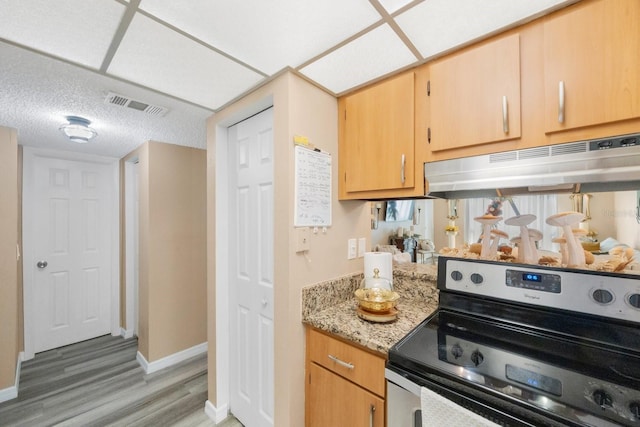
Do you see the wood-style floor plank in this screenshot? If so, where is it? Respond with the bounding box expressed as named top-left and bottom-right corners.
top-left (0, 335), bottom-right (243, 427)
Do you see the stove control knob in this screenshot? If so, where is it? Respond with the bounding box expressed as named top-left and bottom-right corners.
top-left (470, 350), bottom-right (484, 367)
top-left (451, 270), bottom-right (463, 281)
top-left (628, 294), bottom-right (640, 309)
top-left (592, 389), bottom-right (613, 409)
top-left (451, 343), bottom-right (464, 359)
top-left (629, 401), bottom-right (640, 419)
top-left (470, 273), bottom-right (483, 285)
top-left (629, 400), bottom-right (640, 421)
top-left (592, 289), bottom-right (614, 305)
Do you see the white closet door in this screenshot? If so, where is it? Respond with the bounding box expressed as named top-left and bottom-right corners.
top-left (228, 107), bottom-right (275, 427)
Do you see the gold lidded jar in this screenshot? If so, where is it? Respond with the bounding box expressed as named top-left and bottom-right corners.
top-left (355, 268), bottom-right (399, 313)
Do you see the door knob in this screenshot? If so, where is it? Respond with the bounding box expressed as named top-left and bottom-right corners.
top-left (36, 260), bottom-right (48, 269)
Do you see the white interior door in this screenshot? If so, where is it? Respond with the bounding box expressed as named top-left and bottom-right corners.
top-left (25, 150), bottom-right (115, 354)
top-left (228, 108), bottom-right (275, 427)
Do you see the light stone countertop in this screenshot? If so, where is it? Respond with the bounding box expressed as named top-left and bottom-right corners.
top-left (302, 263), bottom-right (439, 356)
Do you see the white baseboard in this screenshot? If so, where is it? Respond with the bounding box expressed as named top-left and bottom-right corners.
top-left (120, 327), bottom-right (134, 339)
top-left (205, 400), bottom-right (229, 424)
top-left (0, 352), bottom-right (24, 403)
top-left (136, 342), bottom-right (207, 374)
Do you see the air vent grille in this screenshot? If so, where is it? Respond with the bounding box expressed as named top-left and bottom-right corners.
top-left (489, 151), bottom-right (517, 163)
top-left (104, 92), bottom-right (169, 116)
top-left (551, 141), bottom-right (587, 156)
top-left (518, 147), bottom-right (549, 160)
top-left (489, 141), bottom-right (593, 164)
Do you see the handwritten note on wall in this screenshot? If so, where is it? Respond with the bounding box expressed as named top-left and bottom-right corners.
top-left (294, 145), bottom-right (332, 226)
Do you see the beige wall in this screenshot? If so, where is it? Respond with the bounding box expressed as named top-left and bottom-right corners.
top-left (122, 141), bottom-right (207, 362)
top-left (0, 126), bottom-right (19, 390)
top-left (207, 72), bottom-right (370, 426)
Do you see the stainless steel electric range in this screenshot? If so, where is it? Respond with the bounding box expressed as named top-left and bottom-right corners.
top-left (386, 256), bottom-right (640, 427)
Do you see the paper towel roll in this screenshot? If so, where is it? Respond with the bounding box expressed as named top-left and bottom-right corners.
top-left (364, 252), bottom-right (393, 285)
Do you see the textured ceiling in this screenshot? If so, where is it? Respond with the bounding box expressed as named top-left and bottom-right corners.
top-left (0, 0), bottom-right (577, 158)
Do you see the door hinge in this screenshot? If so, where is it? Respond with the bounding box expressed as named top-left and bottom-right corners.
top-left (428, 127), bottom-right (431, 144)
top-left (427, 80), bottom-right (430, 96)
top-left (308, 372), bottom-right (311, 385)
top-left (344, 109), bottom-right (347, 121)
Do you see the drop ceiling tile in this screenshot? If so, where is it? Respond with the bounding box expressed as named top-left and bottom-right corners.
top-left (138, 0), bottom-right (382, 75)
top-left (0, 0), bottom-right (125, 69)
top-left (107, 14), bottom-right (264, 110)
top-left (377, 0), bottom-right (416, 14)
top-left (396, 0), bottom-right (575, 59)
top-left (299, 24), bottom-right (417, 94)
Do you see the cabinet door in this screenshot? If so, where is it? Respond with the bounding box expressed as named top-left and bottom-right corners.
top-left (307, 363), bottom-right (385, 427)
top-left (430, 34), bottom-right (521, 151)
top-left (342, 72), bottom-right (415, 192)
top-left (544, 0), bottom-right (640, 133)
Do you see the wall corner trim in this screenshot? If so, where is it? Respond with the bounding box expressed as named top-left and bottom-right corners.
top-left (0, 352), bottom-right (24, 403)
top-left (204, 400), bottom-right (229, 424)
top-left (136, 342), bottom-right (208, 374)
top-left (120, 328), bottom-right (134, 339)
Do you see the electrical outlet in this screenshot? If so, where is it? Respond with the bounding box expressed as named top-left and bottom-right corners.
top-left (295, 227), bottom-right (310, 252)
top-left (347, 238), bottom-right (357, 259)
top-left (358, 237), bottom-right (366, 257)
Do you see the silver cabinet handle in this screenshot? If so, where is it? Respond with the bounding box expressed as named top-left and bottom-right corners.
top-left (370, 404), bottom-right (376, 427)
top-left (37, 260), bottom-right (48, 269)
top-left (558, 80), bottom-right (565, 123)
top-left (502, 95), bottom-right (509, 134)
top-left (400, 154), bottom-right (406, 184)
top-left (327, 354), bottom-right (354, 370)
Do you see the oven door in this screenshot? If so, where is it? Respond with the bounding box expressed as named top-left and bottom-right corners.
top-left (386, 370), bottom-right (421, 427)
top-left (386, 368), bottom-right (522, 427)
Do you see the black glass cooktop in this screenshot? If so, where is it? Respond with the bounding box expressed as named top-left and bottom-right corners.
top-left (388, 294), bottom-right (640, 426)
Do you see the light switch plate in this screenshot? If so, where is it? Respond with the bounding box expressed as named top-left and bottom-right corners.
top-left (358, 237), bottom-right (366, 257)
top-left (347, 238), bottom-right (357, 259)
top-left (296, 227), bottom-right (310, 252)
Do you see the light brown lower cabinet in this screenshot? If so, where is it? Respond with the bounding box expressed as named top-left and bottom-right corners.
top-left (306, 328), bottom-right (386, 427)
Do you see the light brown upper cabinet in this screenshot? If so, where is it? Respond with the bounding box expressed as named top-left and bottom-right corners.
top-left (429, 33), bottom-right (522, 152)
top-left (544, 0), bottom-right (640, 134)
top-left (338, 72), bottom-right (417, 199)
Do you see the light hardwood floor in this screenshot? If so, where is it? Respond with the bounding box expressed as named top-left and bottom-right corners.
top-left (0, 335), bottom-right (243, 427)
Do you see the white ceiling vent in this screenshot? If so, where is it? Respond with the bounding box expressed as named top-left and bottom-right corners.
top-left (104, 92), bottom-right (169, 116)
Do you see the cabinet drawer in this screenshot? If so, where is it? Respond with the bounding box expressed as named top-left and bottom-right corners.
top-left (307, 328), bottom-right (385, 397)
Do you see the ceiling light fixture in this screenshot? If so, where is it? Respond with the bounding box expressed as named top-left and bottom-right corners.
top-left (59, 116), bottom-right (98, 143)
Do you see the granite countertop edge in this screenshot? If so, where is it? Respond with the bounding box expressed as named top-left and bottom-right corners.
top-left (302, 263), bottom-right (439, 356)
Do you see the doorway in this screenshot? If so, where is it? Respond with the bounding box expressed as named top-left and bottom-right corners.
top-left (22, 148), bottom-right (119, 359)
top-left (124, 159), bottom-right (139, 338)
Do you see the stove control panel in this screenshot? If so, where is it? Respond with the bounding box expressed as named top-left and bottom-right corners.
top-left (441, 335), bottom-right (640, 426)
top-left (441, 258), bottom-right (640, 323)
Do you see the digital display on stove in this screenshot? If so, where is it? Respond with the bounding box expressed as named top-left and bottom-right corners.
top-left (506, 364), bottom-right (562, 396)
top-left (506, 269), bottom-right (561, 293)
top-left (523, 273), bottom-right (541, 282)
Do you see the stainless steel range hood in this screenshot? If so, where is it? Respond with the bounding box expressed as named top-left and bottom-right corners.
top-left (424, 133), bottom-right (640, 199)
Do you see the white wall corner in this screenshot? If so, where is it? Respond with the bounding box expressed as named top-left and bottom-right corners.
top-left (0, 351), bottom-right (24, 403)
top-left (205, 400), bottom-right (229, 424)
top-left (120, 327), bottom-right (134, 339)
top-left (136, 342), bottom-right (208, 374)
